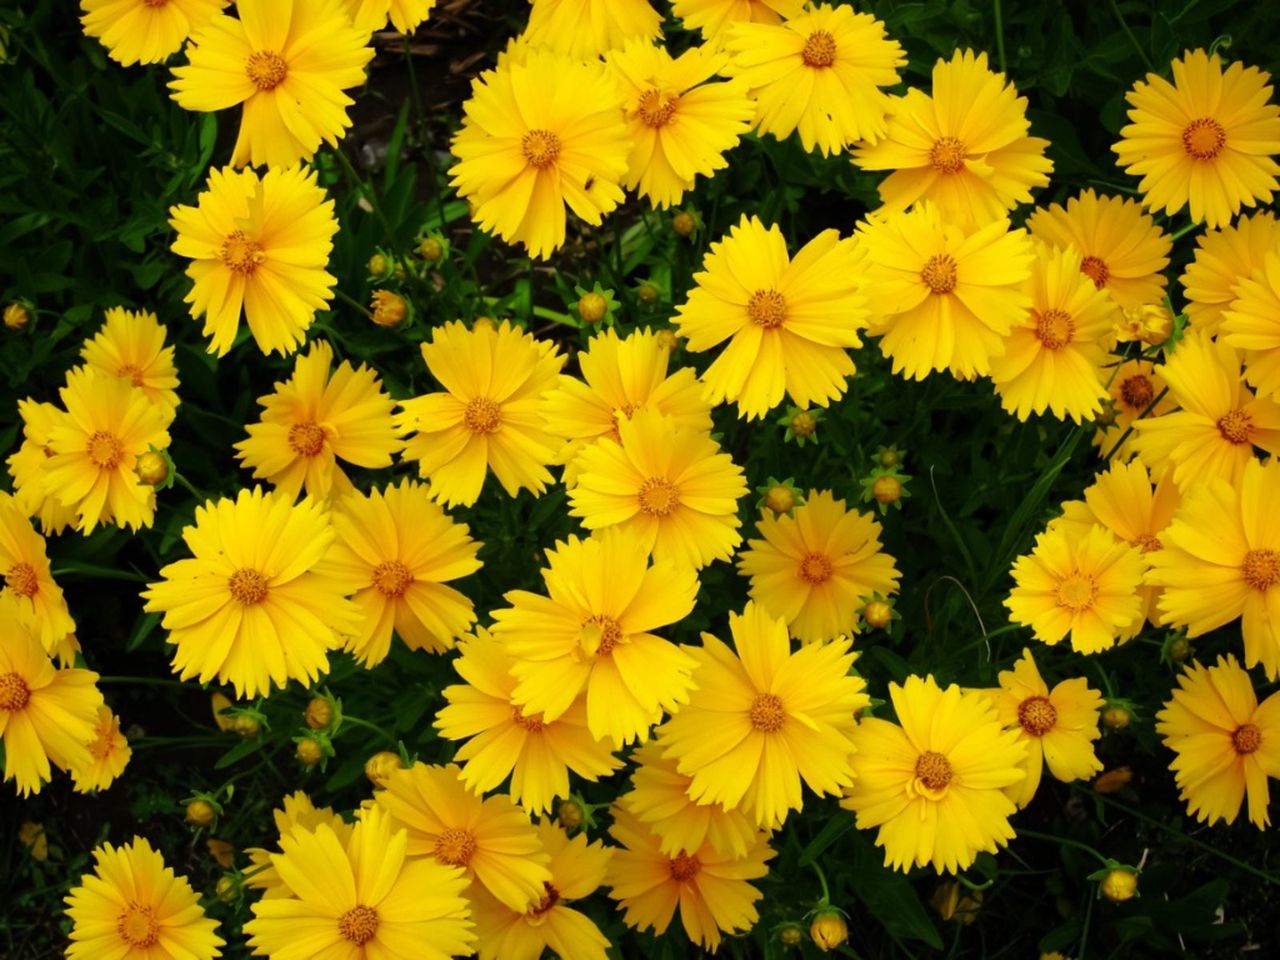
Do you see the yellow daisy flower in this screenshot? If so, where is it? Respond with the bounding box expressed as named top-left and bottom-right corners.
top-left (245, 806), bottom-right (474, 960)
top-left (841, 675), bottom-right (1026, 874)
top-left (856, 203), bottom-right (1034, 382)
top-left (1113, 49), bottom-right (1280, 229)
top-left (170, 0), bottom-right (373, 168)
top-left (142, 486), bottom-right (362, 698)
top-left (522, 0), bottom-right (662, 58)
top-left (607, 806), bottom-right (773, 952)
top-left (65, 836), bottom-right (225, 960)
top-left (1156, 654), bottom-right (1280, 828)
top-left (6, 400), bottom-right (79, 536)
top-left (80, 0), bottom-right (225, 67)
top-left (0, 492), bottom-right (75, 656)
top-left (169, 165), bottom-right (338, 358)
top-left (375, 762), bottom-right (553, 911)
top-left (234, 340), bottom-right (402, 501)
top-left (245, 792), bottom-right (352, 899)
top-left (737, 489), bottom-right (900, 644)
top-left (435, 627), bottom-right (621, 814)
top-left (397, 321), bottom-right (564, 507)
top-left (1224, 251), bottom-right (1280, 399)
top-left (1026, 189), bottom-right (1172, 310)
top-left (70, 706), bottom-right (131, 793)
top-left (81, 307), bottom-right (181, 424)
top-left (345, 0), bottom-right (436, 36)
top-left (1092, 358), bottom-right (1175, 462)
top-left (1180, 211), bottom-right (1280, 336)
top-left (451, 51), bottom-right (631, 260)
top-left (673, 215), bottom-right (867, 418)
top-left (673, 0), bottom-right (806, 45)
top-left (492, 527), bottom-right (699, 747)
top-left (725, 3), bottom-right (904, 156)
top-left (853, 49), bottom-right (1052, 226)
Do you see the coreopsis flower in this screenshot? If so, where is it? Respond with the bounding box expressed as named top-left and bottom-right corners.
top-left (70, 706), bottom-right (131, 793)
top-left (673, 0), bottom-right (805, 44)
top-left (397, 321), bottom-right (564, 507)
top-left (1131, 333), bottom-right (1280, 490)
top-left (842, 675), bottom-right (1026, 874)
top-left (659, 602), bottom-right (869, 829)
top-left (245, 792), bottom-right (352, 898)
top-left (1113, 49), bottom-right (1280, 229)
top-left (522, 0), bottom-right (661, 58)
top-left (1092, 359), bottom-right (1175, 462)
top-left (725, 3), bottom-right (903, 156)
top-left (435, 628), bottom-right (622, 814)
top-left (375, 762), bottom-right (552, 911)
top-left (345, 0), bottom-right (436, 35)
top-left (568, 409), bottom-right (748, 570)
top-left (1224, 251), bottom-right (1280, 398)
top-left (169, 165), bottom-right (338, 357)
top-left (983, 649), bottom-right (1104, 808)
top-left (738, 490), bottom-right (900, 644)
top-left (80, 307), bottom-right (181, 424)
top-left (6, 400), bottom-right (78, 535)
top-left (170, 0), bottom-right (374, 168)
top-left (853, 49), bottom-right (1052, 226)
top-left (80, 0), bottom-right (225, 66)
top-left (673, 216), bottom-right (867, 418)
top-left (326, 480), bottom-right (481, 665)
top-left (1180, 211), bottom-right (1280, 336)
top-left (607, 807), bottom-right (774, 951)
top-left (492, 528), bottom-right (699, 747)
top-left (1156, 655), bottom-right (1280, 827)
top-left (856, 203), bottom-right (1034, 381)
top-left (43, 368), bottom-right (170, 533)
top-left (65, 837), bottom-right (224, 960)
top-left (142, 487), bottom-right (362, 698)
top-left (1026, 190), bottom-right (1172, 310)
top-left (608, 40), bottom-right (754, 209)
top-left (990, 245), bottom-right (1118, 423)
top-left (234, 340), bottom-right (402, 501)
top-left (0, 492), bottom-right (75, 655)
top-left (245, 806), bottom-right (474, 960)
top-left (451, 51), bottom-right (631, 259)
top-left (1005, 524), bottom-right (1146, 655)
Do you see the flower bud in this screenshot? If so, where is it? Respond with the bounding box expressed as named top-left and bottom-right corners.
top-left (1092, 767), bottom-right (1133, 794)
top-left (367, 253), bottom-right (389, 277)
top-left (1102, 705), bottom-right (1131, 731)
top-left (186, 799), bottom-right (216, 827)
top-left (1100, 868), bottom-right (1138, 902)
top-left (215, 875), bottom-right (238, 903)
top-left (1168, 636), bottom-right (1192, 662)
top-left (557, 798), bottom-right (584, 831)
top-left (232, 714), bottom-right (260, 738)
top-left (790, 411), bottom-right (817, 438)
top-left (305, 697), bottom-right (333, 729)
top-left (370, 289), bottom-right (407, 328)
top-left (4, 303), bottom-right (29, 330)
top-left (877, 446), bottom-right (902, 468)
top-left (135, 451), bottom-right (170, 487)
top-left (672, 211), bottom-right (696, 237)
top-left (18, 822), bottom-right (47, 861)
top-left (809, 909), bottom-right (848, 952)
top-left (654, 329), bottom-right (677, 352)
top-left (763, 485), bottom-right (795, 515)
top-left (577, 292), bottom-right (608, 324)
top-left (872, 475), bottom-right (903, 505)
top-left (862, 599), bottom-right (893, 630)
top-left (778, 923), bottom-right (804, 946)
top-left (636, 281), bottom-right (660, 304)
top-left (296, 737), bottom-right (324, 767)
top-left (419, 237), bottom-right (444, 262)
top-left (364, 751), bottom-right (405, 788)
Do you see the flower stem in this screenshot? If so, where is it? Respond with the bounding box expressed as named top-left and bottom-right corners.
top-left (340, 714), bottom-right (398, 746)
top-left (992, 0), bottom-right (1008, 75)
top-left (173, 471), bottom-right (207, 502)
top-left (1017, 827), bottom-right (1112, 867)
top-left (335, 287), bottom-right (373, 319)
top-left (809, 861), bottom-right (832, 905)
top-left (1107, 0), bottom-right (1154, 71)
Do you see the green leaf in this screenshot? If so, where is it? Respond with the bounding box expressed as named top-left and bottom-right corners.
top-left (847, 832), bottom-right (943, 949)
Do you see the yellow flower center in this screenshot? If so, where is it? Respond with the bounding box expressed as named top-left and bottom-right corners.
top-left (798, 552), bottom-right (833, 584)
top-left (117, 363), bottom-right (145, 387)
top-left (747, 289), bottom-right (787, 329)
top-left (1017, 695), bottom-right (1058, 736)
top-left (5, 562), bottom-right (38, 598)
top-left (1119, 374), bottom-right (1154, 411)
top-left (749, 692), bottom-right (786, 732)
top-left (637, 89), bottom-right (678, 128)
top-left (227, 568), bottom-right (269, 606)
top-left (143, 0), bottom-right (168, 6)
top-left (801, 30), bottom-right (837, 68)
top-left (1034, 308), bottom-right (1075, 350)
top-left (1080, 256), bottom-right (1110, 289)
top-left (914, 750), bottom-right (953, 791)
top-left (1232, 722), bottom-right (1262, 755)
top-left (578, 615), bottom-right (623, 658)
top-left (245, 50), bottom-right (288, 91)
top-left (637, 477), bottom-right (680, 517)
top-left (522, 129), bottom-right (561, 169)
top-left (0, 672), bottom-right (31, 712)
top-left (527, 882), bottom-right (560, 924)
top-left (1217, 408), bottom-right (1254, 445)
top-left (116, 902), bottom-right (160, 948)
top-left (371, 560), bottom-right (413, 599)
top-left (1243, 548), bottom-right (1280, 591)
top-left (89, 722), bottom-right (117, 760)
top-left (668, 852), bottom-right (701, 882)
top-left (337, 904), bottom-right (379, 945)
top-left (219, 230), bottom-right (264, 275)
top-left (928, 136), bottom-right (967, 173)
top-left (1055, 573), bottom-right (1097, 612)
top-left (1133, 532), bottom-right (1162, 553)
top-left (920, 254), bottom-right (958, 294)
top-left (433, 828), bottom-right (478, 867)
top-left (464, 397), bottom-right (502, 434)
top-left (512, 706), bottom-right (545, 732)
top-left (86, 431), bottom-right (125, 469)
top-left (287, 422), bottom-right (326, 457)
top-left (1182, 117), bottom-right (1226, 160)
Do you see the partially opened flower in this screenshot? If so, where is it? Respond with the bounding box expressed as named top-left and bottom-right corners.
top-left (245, 792), bottom-right (352, 899)
top-left (80, 0), bottom-right (226, 66)
top-left (673, 0), bottom-right (805, 44)
top-left (70, 707), bottom-right (131, 793)
top-left (80, 307), bottom-right (181, 424)
top-left (0, 492), bottom-right (75, 656)
top-left (1092, 359), bottom-right (1175, 462)
top-left (1224, 251), bottom-right (1280, 399)
top-left (1180, 211), bottom-right (1280, 336)
top-left (521, 0), bottom-right (662, 58)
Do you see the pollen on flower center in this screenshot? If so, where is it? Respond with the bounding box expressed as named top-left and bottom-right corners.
top-left (117, 363), bottom-right (145, 387)
top-left (1055, 573), bottom-right (1097, 611)
top-left (1080, 256), bottom-right (1110, 289)
top-left (921, 253), bottom-right (958, 294)
top-left (522, 129), bottom-right (561, 169)
top-left (1217, 408), bottom-right (1254, 445)
top-left (1034, 308), bottom-right (1075, 350)
top-left (1243, 548), bottom-right (1280, 591)
top-left (337, 904), bottom-right (379, 945)
top-left (86, 430), bottom-right (125, 469)
top-left (0, 672), bottom-right (31, 712)
top-left (747, 289), bottom-right (787, 329)
top-left (801, 30), bottom-right (837, 68)
top-left (1182, 117), bottom-right (1227, 160)
top-left (219, 230), bottom-right (264, 274)
top-left (637, 477), bottom-right (680, 517)
top-left (5, 562), bottom-right (38, 598)
top-left (527, 882), bottom-right (560, 921)
top-left (245, 50), bottom-right (288, 91)
top-left (1133, 532), bottom-right (1162, 553)
top-left (668, 852), bottom-right (701, 882)
top-left (915, 750), bottom-right (953, 791)
top-left (637, 89), bottom-right (679, 128)
top-left (371, 560), bottom-right (413, 598)
top-left (1017, 695), bottom-right (1058, 736)
top-left (512, 705), bottom-right (545, 732)
top-left (227, 568), bottom-right (269, 606)
top-left (433, 828), bottom-right (478, 867)
top-left (116, 902), bottom-right (160, 948)
top-left (1232, 722), bottom-right (1263, 755)
top-left (464, 397), bottom-right (502, 434)
top-left (1120, 374), bottom-right (1154, 410)
top-left (928, 136), bottom-right (967, 173)
top-left (579, 615), bottom-right (623, 657)
top-left (749, 692), bottom-right (786, 732)
top-left (798, 552), bottom-right (833, 584)
top-left (287, 422), bottom-right (326, 457)
top-left (143, 0), bottom-right (168, 6)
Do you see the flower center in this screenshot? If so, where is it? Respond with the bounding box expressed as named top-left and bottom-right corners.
top-left (116, 902), bottom-right (160, 948)
top-left (579, 615), bottom-right (623, 658)
top-left (637, 89), bottom-right (678, 128)
top-left (1119, 374), bottom-right (1154, 410)
top-left (1182, 117), bottom-right (1226, 160)
top-left (1055, 573), bottom-right (1097, 611)
top-left (219, 230), bottom-right (264, 274)
top-left (245, 50), bottom-right (288, 91)
top-left (433, 828), bottom-right (478, 867)
top-left (915, 750), bottom-right (953, 791)
top-left (747, 289), bottom-right (787, 329)
top-left (749, 693), bottom-right (786, 732)
top-left (227, 568), bottom-right (269, 606)
top-left (1232, 722), bottom-right (1262, 755)
top-left (0, 672), bottom-right (31, 712)
top-left (89, 720), bottom-right (117, 760)
top-left (337, 904), bottom-right (379, 945)
top-left (637, 477), bottom-right (680, 517)
top-left (798, 552), bottom-right (833, 584)
top-left (86, 431), bottom-right (124, 469)
top-left (1218, 408), bottom-right (1254, 445)
top-left (143, 0), bottom-right (168, 6)
top-left (1017, 695), bottom-right (1058, 736)
top-left (5, 562), bottom-right (38, 598)
top-left (1034, 308), bottom-right (1075, 350)
top-left (527, 882), bottom-right (560, 923)
top-left (117, 363), bottom-right (145, 387)
top-left (371, 560), bottom-right (413, 599)
top-left (668, 852), bottom-right (701, 882)
top-left (928, 135), bottom-right (967, 173)
top-left (512, 706), bottom-right (545, 732)
top-left (1133, 532), bottom-right (1162, 553)
top-left (1080, 256), bottom-right (1110, 289)
top-left (921, 254), bottom-right (958, 294)
top-left (801, 30), bottom-right (837, 67)
top-left (522, 129), bottom-right (561, 169)
top-left (464, 397), bottom-right (502, 434)
top-left (287, 422), bottom-right (326, 457)
top-left (1243, 549), bottom-right (1280, 591)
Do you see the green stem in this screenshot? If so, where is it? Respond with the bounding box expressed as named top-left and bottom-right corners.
top-left (173, 471), bottom-right (207, 502)
top-left (1102, 386), bottom-right (1169, 463)
top-left (992, 0), bottom-right (1008, 75)
top-left (340, 714), bottom-right (398, 746)
top-left (809, 861), bottom-right (832, 905)
top-left (335, 287), bottom-right (374, 319)
top-left (1017, 827), bottom-right (1112, 867)
top-left (1169, 221), bottom-right (1200, 241)
top-left (1107, 0), bottom-right (1154, 71)
top-left (98, 676), bottom-right (191, 689)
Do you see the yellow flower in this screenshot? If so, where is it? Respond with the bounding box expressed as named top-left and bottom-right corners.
top-left (853, 49), bottom-right (1052, 226)
top-left (6, 400), bottom-right (78, 536)
top-left (659, 602), bottom-right (868, 829)
top-left (397, 321), bottom-right (564, 507)
top-left (81, 307), bottom-right (181, 424)
top-left (1180, 211), bottom-right (1280, 336)
top-left (80, 0), bottom-right (225, 67)
top-left (521, 0), bottom-right (662, 58)
top-left (170, 0), bottom-right (373, 168)
top-left (674, 215), bottom-right (867, 418)
top-left (70, 706), bottom-right (131, 793)
top-left (245, 806), bottom-right (474, 960)
top-left (1224, 251), bottom-right (1280, 399)
top-left (493, 528), bottom-right (699, 747)
top-left (725, 3), bottom-right (904, 156)
top-left (451, 51), bottom-right (631, 259)
top-left (1113, 49), bottom-right (1280, 229)
top-left (608, 40), bottom-right (754, 209)
top-left (375, 762), bottom-right (552, 911)
top-left (142, 487), bottom-right (362, 698)
top-left (1026, 189), bottom-right (1172, 310)
top-left (1156, 654), bottom-right (1280, 828)
top-left (856, 203), bottom-right (1034, 382)
top-left (435, 628), bottom-right (621, 813)
top-left (738, 489), bottom-right (900, 644)
top-left (44, 368), bottom-right (170, 533)
top-left (65, 836), bottom-right (225, 960)
top-left (673, 0), bottom-right (805, 44)
top-left (169, 165), bottom-right (338, 358)
top-left (0, 492), bottom-right (75, 656)
top-left (326, 480), bottom-right (481, 665)
top-left (244, 792), bottom-right (352, 899)
top-left (607, 806), bottom-right (773, 952)
top-left (1092, 359), bottom-right (1175, 462)
top-left (841, 675), bottom-right (1026, 874)
top-left (234, 340), bottom-right (402, 501)
top-left (344, 0), bottom-right (436, 35)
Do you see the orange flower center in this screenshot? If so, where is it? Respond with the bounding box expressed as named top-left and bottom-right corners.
top-left (371, 560), bottom-right (413, 599)
top-left (637, 477), bottom-right (680, 517)
top-left (801, 30), bottom-right (837, 67)
top-left (5, 562), bottom-right (38, 598)
top-left (1133, 532), bottom-right (1162, 553)
top-left (668, 852), bottom-right (701, 882)
top-left (245, 50), bottom-right (288, 91)
top-left (219, 230), bottom-right (264, 274)
top-left (227, 568), bottom-right (269, 606)
top-left (522, 129), bottom-right (561, 169)
top-left (1182, 117), bottom-right (1226, 160)
top-left (116, 902), bottom-right (160, 948)
top-left (433, 828), bottom-right (478, 867)
top-left (915, 750), bottom-right (953, 791)
top-left (337, 904), bottom-right (379, 945)
top-left (0, 672), bottom-right (31, 712)
top-left (580, 614), bottom-right (623, 657)
top-left (1055, 573), bottom-right (1097, 611)
top-left (512, 706), bottom-right (545, 732)
top-left (1119, 374), bottom-right (1154, 411)
top-left (749, 692), bottom-right (786, 732)
top-left (921, 253), bottom-right (958, 294)
top-left (287, 422), bottom-right (326, 457)
top-left (86, 430), bottom-right (125, 469)
top-left (1080, 256), bottom-right (1110, 289)
top-left (1218, 408), bottom-right (1254, 445)
top-left (1243, 548), bottom-right (1280, 591)
top-left (117, 363), bottom-right (146, 387)
top-left (798, 552), bottom-right (833, 584)
top-left (1017, 695), bottom-right (1058, 736)
top-left (1232, 722), bottom-right (1262, 755)
top-left (747, 289), bottom-right (787, 329)
top-left (1034, 308), bottom-right (1075, 350)
top-left (143, 0), bottom-right (168, 7)
top-left (637, 89), bottom-right (678, 128)
top-left (527, 882), bottom-right (560, 922)
top-left (929, 136), bottom-right (967, 173)
top-left (464, 397), bottom-right (502, 434)
top-left (89, 721), bottom-right (118, 760)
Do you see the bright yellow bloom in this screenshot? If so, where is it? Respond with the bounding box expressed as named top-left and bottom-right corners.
top-left (65, 836), bottom-right (224, 960)
top-left (1113, 49), bottom-right (1280, 229)
top-left (1092, 359), bottom-right (1175, 462)
top-left (6, 400), bottom-right (78, 536)
top-left (674, 216), bottom-right (867, 418)
top-left (170, 0), bottom-right (373, 168)
top-left (70, 706), bottom-right (131, 793)
top-left (725, 3), bottom-right (904, 156)
top-left (245, 806), bottom-right (474, 960)
top-left (142, 487), bottom-right (361, 698)
top-left (522, 0), bottom-right (661, 58)
top-left (435, 628), bottom-right (621, 813)
top-left (375, 762), bottom-right (552, 911)
top-left (853, 49), bottom-right (1052, 226)
top-left (492, 528), bottom-right (699, 747)
top-left (245, 792), bottom-right (352, 898)
top-left (397, 321), bottom-right (564, 507)
top-left (1224, 251), bottom-right (1280, 399)
top-left (673, 0), bottom-right (805, 44)
top-left (234, 340), bottom-right (402, 501)
top-left (451, 51), bottom-right (631, 259)
top-left (738, 489), bottom-right (900, 644)
top-left (1180, 211), bottom-right (1280, 336)
top-left (607, 806), bottom-right (773, 951)
top-left (345, 0), bottom-right (436, 35)
top-left (81, 307), bottom-right (181, 424)
top-left (0, 492), bottom-right (74, 656)
top-left (80, 0), bottom-right (225, 66)
top-left (1156, 655), bottom-right (1280, 828)
top-left (169, 165), bottom-right (338, 358)
top-left (856, 203), bottom-right (1034, 381)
